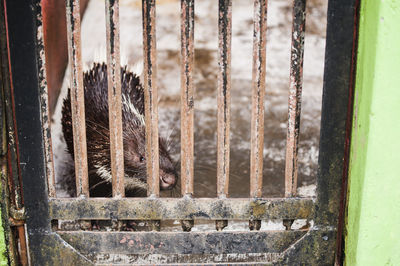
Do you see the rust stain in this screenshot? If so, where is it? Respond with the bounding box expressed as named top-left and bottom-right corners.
top-left (17, 225), bottom-right (28, 266)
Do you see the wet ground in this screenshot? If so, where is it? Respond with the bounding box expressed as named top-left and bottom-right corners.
top-left (52, 0), bottom-right (327, 198)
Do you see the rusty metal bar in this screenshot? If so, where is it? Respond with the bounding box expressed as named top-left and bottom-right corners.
top-left (17, 225), bottom-right (28, 266)
top-left (216, 0), bottom-right (232, 232)
top-left (250, 0), bottom-right (267, 199)
top-left (216, 0), bottom-right (232, 199)
top-left (49, 197), bottom-right (314, 220)
top-left (180, 0), bottom-right (195, 197)
top-left (40, 77), bottom-right (56, 197)
top-left (66, 0), bottom-right (89, 197)
top-left (0, 0), bottom-right (23, 209)
top-left (284, 0), bottom-right (306, 198)
top-left (105, 0), bottom-right (125, 197)
top-left (142, 0), bottom-right (159, 197)
top-left (35, 0), bottom-right (56, 197)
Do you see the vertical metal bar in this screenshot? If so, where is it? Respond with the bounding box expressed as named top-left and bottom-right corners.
top-left (250, 0), bottom-right (267, 199)
top-left (216, 0), bottom-right (232, 199)
top-left (180, 0), bottom-right (195, 232)
top-left (180, 0), bottom-right (195, 197)
top-left (249, 0), bottom-right (267, 232)
top-left (66, 0), bottom-right (89, 197)
top-left (0, 2), bottom-right (20, 260)
top-left (284, 0), bottom-right (306, 198)
top-left (106, 0), bottom-right (125, 197)
top-left (17, 225), bottom-right (28, 266)
top-left (36, 0), bottom-right (56, 197)
top-left (0, 0), bottom-right (23, 210)
top-left (216, 0), bottom-right (231, 232)
top-left (317, 1), bottom-right (360, 262)
top-left (142, 0), bottom-right (159, 197)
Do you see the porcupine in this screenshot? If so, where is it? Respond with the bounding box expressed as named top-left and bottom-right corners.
top-left (61, 62), bottom-right (177, 197)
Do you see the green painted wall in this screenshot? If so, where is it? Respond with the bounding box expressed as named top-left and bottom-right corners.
top-left (345, 0), bottom-right (400, 265)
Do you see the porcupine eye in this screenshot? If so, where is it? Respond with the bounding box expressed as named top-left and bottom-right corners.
top-left (139, 156), bottom-right (145, 162)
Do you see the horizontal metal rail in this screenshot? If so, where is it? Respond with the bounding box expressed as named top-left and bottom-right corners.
top-left (57, 230), bottom-right (307, 255)
top-left (49, 197), bottom-right (314, 220)
top-left (92, 252), bottom-right (282, 265)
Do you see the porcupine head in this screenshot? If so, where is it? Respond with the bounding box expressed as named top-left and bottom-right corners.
top-left (61, 63), bottom-right (177, 196)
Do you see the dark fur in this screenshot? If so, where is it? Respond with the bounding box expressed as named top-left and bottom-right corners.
top-left (61, 63), bottom-right (176, 197)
